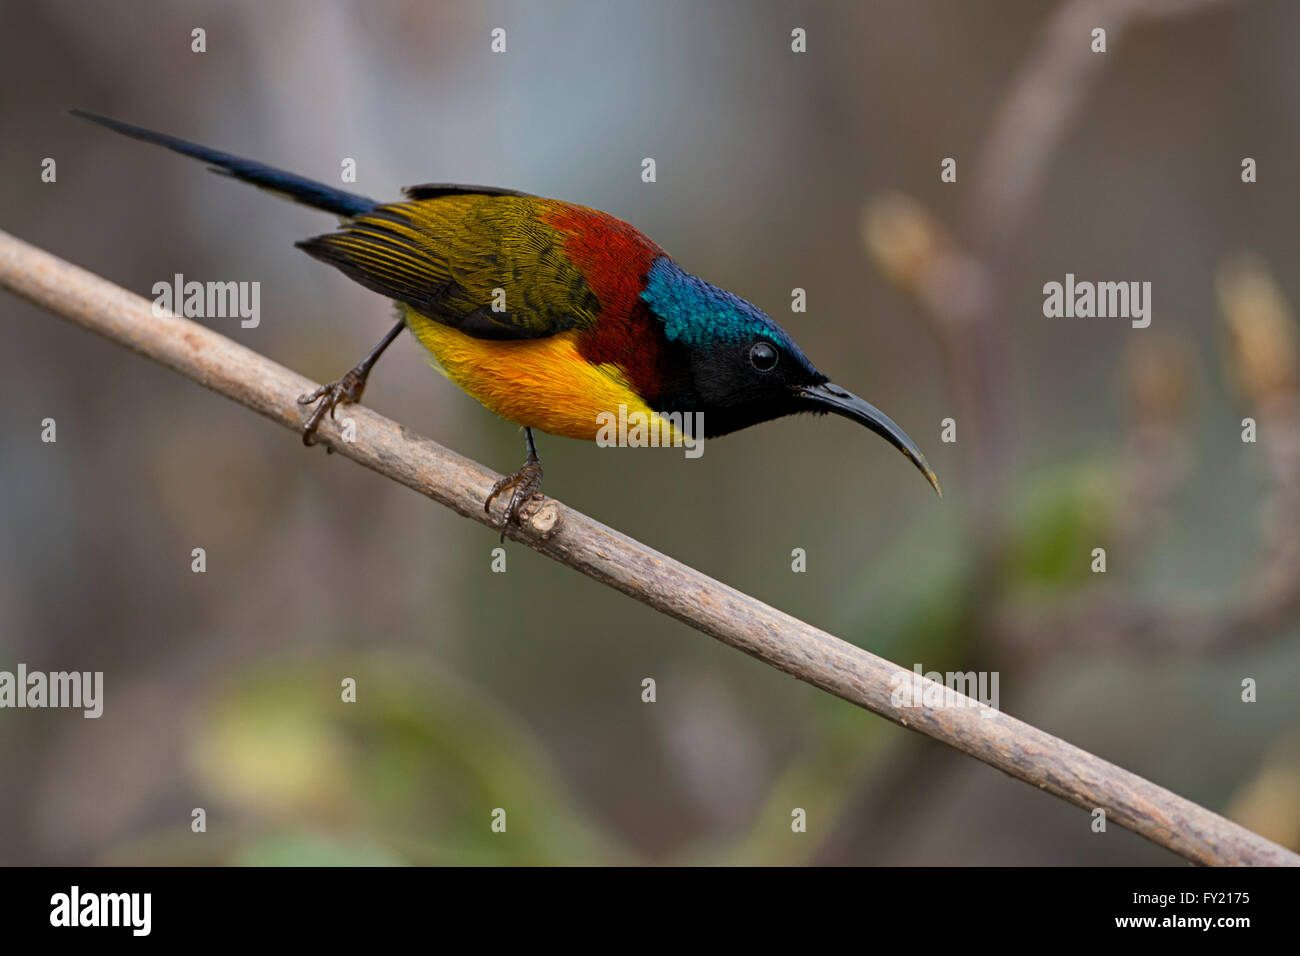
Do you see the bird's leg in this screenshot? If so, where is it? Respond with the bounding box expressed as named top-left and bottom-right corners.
top-left (298, 318), bottom-right (406, 449)
top-left (484, 427), bottom-right (545, 541)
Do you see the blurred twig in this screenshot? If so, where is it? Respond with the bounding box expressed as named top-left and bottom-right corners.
top-left (2, 229), bottom-right (1296, 866)
top-left (954, 0), bottom-right (1242, 538)
top-left (990, 256), bottom-right (1300, 655)
top-left (909, 0), bottom-right (1240, 505)
top-left (864, 0), bottom-right (1279, 657)
top-left (965, 0), bottom-right (1243, 258)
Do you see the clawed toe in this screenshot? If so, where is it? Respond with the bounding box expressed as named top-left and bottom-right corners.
top-left (484, 461), bottom-right (545, 542)
top-left (298, 370), bottom-right (366, 447)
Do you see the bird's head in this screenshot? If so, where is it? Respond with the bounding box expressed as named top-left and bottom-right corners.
top-left (641, 257), bottom-right (941, 496)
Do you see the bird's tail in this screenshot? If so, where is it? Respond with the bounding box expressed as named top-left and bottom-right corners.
top-left (70, 109), bottom-right (378, 218)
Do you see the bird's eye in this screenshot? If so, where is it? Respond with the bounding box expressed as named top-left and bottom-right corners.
top-left (750, 341), bottom-right (778, 371)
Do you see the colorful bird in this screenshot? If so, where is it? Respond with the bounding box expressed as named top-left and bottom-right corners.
top-left (73, 111), bottom-right (940, 537)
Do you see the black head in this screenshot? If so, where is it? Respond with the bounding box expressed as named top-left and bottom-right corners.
top-left (641, 257), bottom-right (940, 495)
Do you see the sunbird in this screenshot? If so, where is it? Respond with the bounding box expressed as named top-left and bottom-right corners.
top-left (74, 110), bottom-right (940, 536)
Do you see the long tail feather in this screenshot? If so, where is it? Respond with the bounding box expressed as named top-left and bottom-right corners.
top-left (70, 109), bottom-right (377, 217)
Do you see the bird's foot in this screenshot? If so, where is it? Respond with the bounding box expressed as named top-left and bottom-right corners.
top-left (297, 368), bottom-right (368, 450)
top-left (484, 460), bottom-right (545, 542)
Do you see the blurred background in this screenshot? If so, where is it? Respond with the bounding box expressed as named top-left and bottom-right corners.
top-left (2, 0), bottom-right (1299, 865)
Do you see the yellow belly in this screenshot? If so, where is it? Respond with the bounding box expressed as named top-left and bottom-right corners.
top-left (404, 308), bottom-right (667, 442)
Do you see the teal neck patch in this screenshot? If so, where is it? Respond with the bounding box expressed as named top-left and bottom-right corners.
top-left (641, 257), bottom-right (780, 348)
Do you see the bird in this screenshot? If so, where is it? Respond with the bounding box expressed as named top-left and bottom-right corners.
top-left (72, 110), bottom-right (940, 538)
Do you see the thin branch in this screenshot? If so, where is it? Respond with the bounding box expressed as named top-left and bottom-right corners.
top-left (1, 228), bottom-right (1294, 867)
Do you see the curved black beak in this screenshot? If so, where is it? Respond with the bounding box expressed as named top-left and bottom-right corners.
top-left (796, 382), bottom-right (942, 496)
